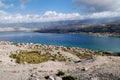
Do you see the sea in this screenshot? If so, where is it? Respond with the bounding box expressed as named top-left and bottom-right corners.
top-left (0, 31), bottom-right (120, 52)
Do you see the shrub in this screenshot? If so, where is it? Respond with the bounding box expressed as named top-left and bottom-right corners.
top-left (44, 76), bottom-right (49, 79)
top-left (10, 54), bottom-right (17, 58)
top-left (56, 71), bottom-right (65, 76)
top-left (62, 75), bottom-right (76, 80)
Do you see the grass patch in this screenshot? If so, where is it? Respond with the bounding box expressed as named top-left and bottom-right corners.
top-left (76, 53), bottom-right (92, 59)
top-left (10, 50), bottom-right (48, 64)
top-left (10, 50), bottom-right (67, 64)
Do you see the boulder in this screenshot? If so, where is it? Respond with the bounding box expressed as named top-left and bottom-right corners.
top-left (49, 76), bottom-right (55, 80)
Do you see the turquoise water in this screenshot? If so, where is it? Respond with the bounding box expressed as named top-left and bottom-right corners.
top-left (0, 31), bottom-right (120, 52)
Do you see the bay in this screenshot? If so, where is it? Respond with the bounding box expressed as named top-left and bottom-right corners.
top-left (0, 31), bottom-right (120, 52)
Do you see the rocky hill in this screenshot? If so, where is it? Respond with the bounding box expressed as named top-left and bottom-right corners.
top-left (34, 21), bottom-right (120, 37)
top-left (0, 41), bottom-right (120, 80)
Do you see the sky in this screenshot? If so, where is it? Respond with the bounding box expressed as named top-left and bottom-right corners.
top-left (0, 0), bottom-right (120, 23)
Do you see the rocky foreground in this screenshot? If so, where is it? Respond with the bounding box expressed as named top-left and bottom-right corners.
top-left (0, 41), bottom-right (120, 80)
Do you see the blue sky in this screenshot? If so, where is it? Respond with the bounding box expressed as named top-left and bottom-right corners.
top-left (1, 0), bottom-right (76, 14)
top-left (0, 0), bottom-right (120, 23)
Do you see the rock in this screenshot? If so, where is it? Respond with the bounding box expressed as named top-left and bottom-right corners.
top-left (35, 78), bottom-right (40, 80)
top-left (74, 60), bottom-right (81, 63)
top-left (54, 76), bottom-right (62, 80)
top-left (31, 74), bottom-right (36, 77)
top-left (91, 77), bottom-right (99, 80)
top-left (28, 77), bottom-right (40, 80)
top-left (81, 67), bottom-right (88, 71)
top-left (49, 76), bottom-right (55, 80)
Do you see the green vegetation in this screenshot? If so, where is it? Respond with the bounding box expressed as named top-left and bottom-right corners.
top-left (62, 75), bottom-right (76, 80)
top-left (56, 71), bottom-right (65, 76)
top-left (44, 76), bottom-right (49, 79)
top-left (76, 52), bottom-right (114, 59)
top-left (10, 50), bottom-right (67, 64)
top-left (10, 50), bottom-right (48, 64)
top-left (76, 53), bottom-right (92, 59)
top-left (94, 51), bottom-right (114, 56)
top-left (65, 47), bottom-right (115, 59)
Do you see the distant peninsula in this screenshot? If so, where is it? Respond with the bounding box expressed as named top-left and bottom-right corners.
top-left (34, 21), bottom-right (120, 38)
top-left (0, 21), bottom-right (120, 38)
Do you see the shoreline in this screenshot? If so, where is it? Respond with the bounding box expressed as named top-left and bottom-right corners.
top-left (0, 27), bottom-right (38, 32)
top-left (68, 32), bottom-right (120, 38)
top-left (0, 41), bottom-right (120, 80)
top-left (1, 40), bottom-right (120, 53)
top-left (0, 40), bottom-right (119, 57)
top-left (1, 29), bottom-right (120, 53)
top-left (1, 27), bottom-right (120, 38)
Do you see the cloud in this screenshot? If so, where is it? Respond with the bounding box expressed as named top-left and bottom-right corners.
top-left (42, 11), bottom-right (84, 21)
top-left (0, 10), bottom-right (120, 23)
top-left (0, 10), bottom-right (7, 15)
top-left (72, 0), bottom-right (120, 21)
top-left (20, 0), bottom-right (30, 9)
top-left (0, 11), bottom-right (84, 23)
top-left (73, 0), bottom-right (120, 12)
top-left (0, 1), bottom-right (13, 8)
top-left (88, 11), bottom-right (120, 19)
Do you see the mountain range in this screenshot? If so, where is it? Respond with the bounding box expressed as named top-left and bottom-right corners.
top-left (0, 18), bottom-right (120, 37)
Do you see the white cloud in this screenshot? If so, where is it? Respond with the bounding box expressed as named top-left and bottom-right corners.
top-left (0, 11), bottom-right (84, 23)
top-left (88, 11), bottom-right (120, 19)
top-left (0, 1), bottom-right (13, 8)
top-left (73, 0), bottom-right (120, 12)
top-left (72, 0), bottom-right (120, 21)
top-left (42, 11), bottom-right (84, 21)
top-left (0, 10), bottom-right (120, 23)
top-left (0, 10), bottom-right (7, 15)
top-left (20, 0), bottom-right (30, 9)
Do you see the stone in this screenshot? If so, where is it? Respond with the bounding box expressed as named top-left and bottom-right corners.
top-left (48, 76), bottom-right (55, 80)
top-left (81, 67), bottom-right (88, 71)
top-left (54, 76), bottom-right (62, 80)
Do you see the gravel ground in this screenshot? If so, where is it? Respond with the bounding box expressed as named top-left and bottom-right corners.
top-left (0, 41), bottom-right (120, 80)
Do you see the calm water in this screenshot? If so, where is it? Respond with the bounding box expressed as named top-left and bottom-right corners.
top-left (0, 31), bottom-right (120, 52)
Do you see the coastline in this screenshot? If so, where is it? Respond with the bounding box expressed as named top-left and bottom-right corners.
top-left (88, 32), bottom-right (120, 38)
top-left (0, 27), bottom-right (38, 32)
top-left (0, 27), bottom-right (120, 38)
top-left (0, 41), bottom-right (120, 80)
top-left (69, 32), bottom-right (120, 38)
top-left (0, 30), bottom-right (120, 52)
